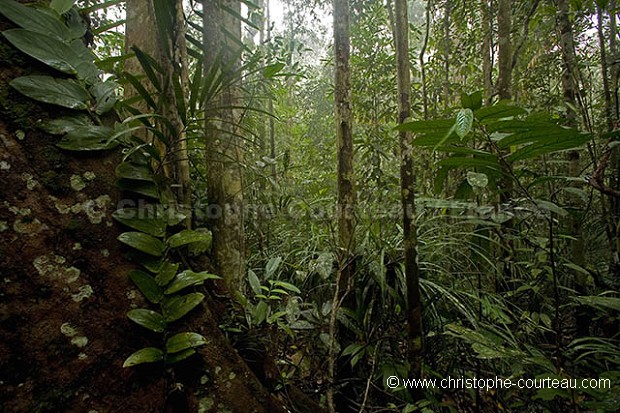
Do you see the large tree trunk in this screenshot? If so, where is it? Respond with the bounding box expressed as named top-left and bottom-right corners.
top-left (394, 0), bottom-right (424, 386)
top-left (0, 5), bottom-right (287, 412)
top-left (202, 0), bottom-right (247, 292)
top-left (482, 0), bottom-right (493, 104)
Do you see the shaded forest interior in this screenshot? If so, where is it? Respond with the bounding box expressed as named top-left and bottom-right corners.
top-left (1, 0), bottom-right (620, 412)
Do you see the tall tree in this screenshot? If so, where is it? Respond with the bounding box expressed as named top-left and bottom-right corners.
top-left (394, 0), bottom-right (424, 382)
top-left (202, 0), bottom-right (247, 291)
top-left (125, 0), bottom-right (192, 225)
top-left (497, 0), bottom-right (512, 100)
top-left (482, 0), bottom-right (493, 103)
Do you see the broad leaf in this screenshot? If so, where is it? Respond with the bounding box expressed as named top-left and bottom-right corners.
top-left (118, 232), bottom-right (165, 256)
top-left (455, 108), bottom-right (474, 139)
top-left (123, 347), bottom-right (164, 367)
top-left (165, 348), bottom-right (195, 364)
top-left (248, 270), bottom-right (261, 295)
top-left (166, 332), bottom-right (207, 354)
top-left (164, 270), bottom-right (221, 294)
top-left (10, 76), bottom-right (90, 110)
top-left (162, 293), bottom-right (205, 322)
top-left (155, 261), bottom-right (179, 286)
top-left (127, 309), bottom-right (166, 332)
top-left (129, 270), bottom-right (163, 304)
top-left (265, 256), bottom-right (282, 278)
top-left (91, 80), bottom-right (118, 115)
top-left (167, 229), bottom-right (212, 249)
top-left (50, 0), bottom-right (74, 15)
top-left (116, 162), bottom-right (154, 181)
top-left (116, 179), bottom-right (160, 199)
top-left (39, 114), bottom-right (93, 135)
top-left (112, 208), bottom-right (167, 237)
top-left (263, 62), bottom-right (285, 78)
top-left (0, 0), bottom-right (70, 40)
top-left (3, 29), bottom-right (79, 74)
top-left (56, 126), bottom-right (117, 151)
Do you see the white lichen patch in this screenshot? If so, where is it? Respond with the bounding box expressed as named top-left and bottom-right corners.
top-left (0, 161), bottom-right (10, 170)
top-left (34, 254), bottom-right (81, 283)
top-left (21, 173), bottom-right (37, 190)
top-left (13, 217), bottom-right (48, 235)
top-left (71, 285), bottom-right (94, 302)
top-left (70, 174), bottom-right (86, 191)
top-left (83, 195), bottom-right (111, 224)
top-left (60, 322), bottom-right (78, 337)
top-left (78, 353), bottom-right (88, 360)
top-left (72, 243), bottom-right (82, 250)
top-left (8, 206), bottom-right (31, 216)
top-left (0, 221), bottom-right (7, 232)
top-left (15, 130), bottom-right (25, 140)
top-left (49, 196), bottom-right (71, 214)
top-left (83, 171), bottom-right (96, 181)
top-left (71, 336), bottom-right (88, 348)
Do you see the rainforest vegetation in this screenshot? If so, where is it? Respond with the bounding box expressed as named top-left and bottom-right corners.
top-left (1, 0), bottom-right (620, 412)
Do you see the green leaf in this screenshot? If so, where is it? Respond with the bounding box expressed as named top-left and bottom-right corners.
top-left (3, 29), bottom-right (80, 74)
top-left (123, 347), bottom-right (164, 367)
top-left (474, 104), bottom-right (527, 123)
top-left (39, 114), bottom-right (93, 135)
top-left (91, 80), bottom-right (118, 115)
top-left (118, 232), bottom-right (165, 256)
top-left (162, 293), bottom-right (205, 322)
top-left (127, 309), bottom-right (166, 332)
top-left (0, 0), bottom-right (70, 40)
top-left (167, 229), bottom-right (212, 249)
top-left (270, 280), bottom-right (301, 294)
top-left (164, 270), bottom-right (221, 294)
top-left (166, 332), bottom-right (207, 353)
top-left (10, 76), bottom-right (90, 110)
top-left (165, 348), bottom-right (196, 364)
top-left (131, 46), bottom-right (163, 91)
top-left (112, 208), bottom-right (167, 237)
top-left (155, 261), bottom-right (179, 286)
top-left (534, 199), bottom-right (568, 216)
top-left (129, 270), bottom-right (163, 304)
top-left (466, 172), bottom-right (489, 188)
top-left (455, 108), bottom-right (474, 139)
top-left (461, 90), bottom-right (483, 110)
top-left (116, 179), bottom-right (160, 199)
top-left (116, 162), bottom-right (154, 181)
top-left (574, 295), bottom-right (620, 312)
top-left (248, 270), bottom-right (262, 295)
top-left (50, 0), bottom-right (74, 15)
top-left (263, 62), bottom-right (285, 78)
top-left (265, 256), bottom-right (282, 278)
top-left (56, 126), bottom-right (117, 151)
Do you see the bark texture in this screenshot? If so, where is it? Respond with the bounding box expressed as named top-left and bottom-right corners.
top-left (202, 0), bottom-right (247, 292)
top-left (394, 0), bottom-right (423, 383)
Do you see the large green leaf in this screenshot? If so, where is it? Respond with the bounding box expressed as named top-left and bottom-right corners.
top-left (56, 126), bottom-right (117, 151)
top-left (0, 0), bottom-right (70, 40)
top-left (116, 179), bottom-right (160, 199)
top-left (112, 208), bottom-right (167, 237)
top-left (162, 293), bottom-right (204, 322)
top-left (165, 348), bottom-right (196, 364)
top-left (3, 29), bottom-right (80, 74)
top-left (116, 162), bottom-right (154, 181)
top-left (129, 270), bottom-right (163, 304)
top-left (167, 229), bottom-right (212, 249)
top-left (474, 104), bottom-right (527, 123)
top-left (118, 232), bottom-right (165, 256)
top-left (164, 270), bottom-right (221, 294)
top-left (91, 80), bottom-right (118, 115)
top-left (10, 76), bottom-right (90, 110)
top-left (123, 347), bottom-right (164, 367)
top-left (166, 332), bottom-right (207, 354)
top-left (50, 0), bottom-right (74, 15)
top-left (39, 114), bottom-right (93, 135)
top-left (127, 309), bottom-right (166, 332)
top-left (155, 261), bottom-right (179, 286)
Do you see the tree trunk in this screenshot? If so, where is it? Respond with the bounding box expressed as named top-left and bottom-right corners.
top-left (482, 0), bottom-right (493, 104)
top-left (394, 0), bottom-right (424, 384)
top-left (202, 0), bottom-right (247, 292)
top-left (597, 4), bottom-right (614, 132)
top-left (0, 4), bottom-right (283, 411)
top-left (497, 0), bottom-right (512, 100)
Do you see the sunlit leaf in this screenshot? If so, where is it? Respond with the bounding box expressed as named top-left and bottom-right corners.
top-left (10, 76), bottom-right (89, 110)
top-left (166, 332), bottom-right (207, 354)
top-left (162, 293), bottom-right (204, 322)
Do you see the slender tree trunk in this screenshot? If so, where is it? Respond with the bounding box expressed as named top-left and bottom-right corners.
top-left (556, 0), bottom-right (589, 337)
top-left (497, 0), bottom-right (512, 100)
top-left (610, 0), bottom-right (619, 123)
top-left (394, 0), bottom-right (424, 383)
top-left (202, 0), bottom-right (246, 292)
top-left (598, 4), bottom-right (614, 132)
top-left (125, 0), bottom-right (192, 226)
top-left (482, 0), bottom-right (493, 104)
top-left (420, 0), bottom-right (431, 119)
top-left (443, 1), bottom-right (451, 110)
